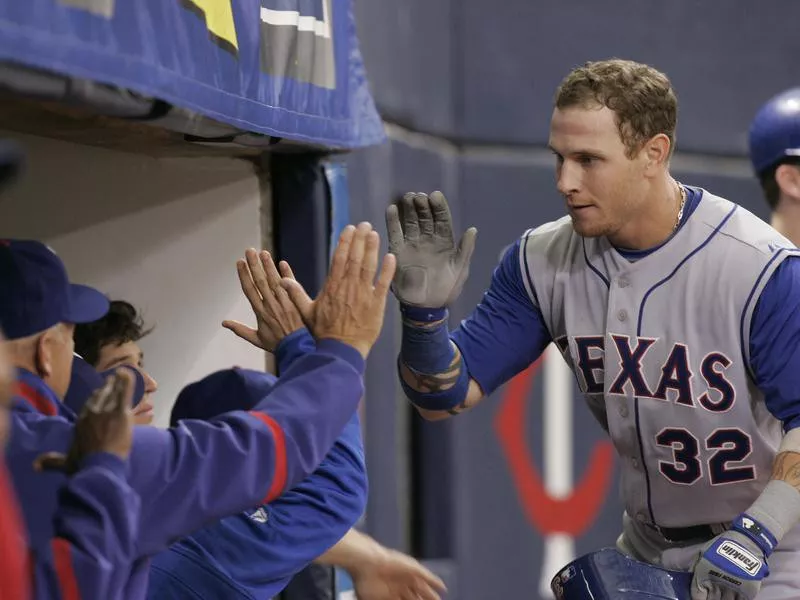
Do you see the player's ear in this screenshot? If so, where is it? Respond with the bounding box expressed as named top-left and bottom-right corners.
top-left (775, 164), bottom-right (800, 202)
top-left (642, 133), bottom-right (671, 175)
top-left (35, 330), bottom-right (53, 378)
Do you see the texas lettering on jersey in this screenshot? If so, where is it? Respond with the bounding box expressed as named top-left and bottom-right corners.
top-left (553, 333), bottom-right (760, 489)
top-left (555, 334), bottom-right (735, 412)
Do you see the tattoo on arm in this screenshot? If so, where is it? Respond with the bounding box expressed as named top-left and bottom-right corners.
top-left (399, 344), bottom-right (462, 393)
top-left (770, 451), bottom-right (800, 492)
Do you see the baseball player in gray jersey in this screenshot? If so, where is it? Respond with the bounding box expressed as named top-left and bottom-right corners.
top-left (387, 59), bottom-right (800, 600)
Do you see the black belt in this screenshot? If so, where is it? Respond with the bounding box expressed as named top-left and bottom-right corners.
top-left (647, 522), bottom-right (729, 543)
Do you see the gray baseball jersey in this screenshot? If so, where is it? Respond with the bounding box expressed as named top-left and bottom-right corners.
top-left (520, 190), bottom-right (795, 534)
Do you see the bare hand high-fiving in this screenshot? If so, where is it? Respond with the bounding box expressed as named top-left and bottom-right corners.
top-left (385, 191), bottom-right (477, 308)
top-left (34, 370), bottom-right (135, 474)
top-left (223, 248), bottom-right (305, 352)
top-left (281, 222), bottom-right (396, 359)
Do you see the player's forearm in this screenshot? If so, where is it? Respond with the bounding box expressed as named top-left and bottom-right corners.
top-left (314, 528), bottom-right (384, 573)
top-left (399, 335), bottom-right (463, 394)
top-left (401, 364), bottom-right (484, 421)
top-left (397, 307), bottom-right (475, 417)
top-left (742, 429), bottom-right (800, 550)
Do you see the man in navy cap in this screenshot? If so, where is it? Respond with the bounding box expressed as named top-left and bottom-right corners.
top-left (0, 140), bottom-right (147, 599)
top-left (1, 222), bottom-right (395, 599)
top-left (0, 240), bottom-right (109, 415)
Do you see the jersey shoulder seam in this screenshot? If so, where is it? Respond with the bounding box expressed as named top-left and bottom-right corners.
top-left (701, 217), bottom-right (773, 257)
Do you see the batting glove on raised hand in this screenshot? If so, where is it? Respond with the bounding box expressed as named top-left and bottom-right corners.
top-left (691, 514), bottom-right (776, 600)
top-left (385, 191), bottom-right (477, 309)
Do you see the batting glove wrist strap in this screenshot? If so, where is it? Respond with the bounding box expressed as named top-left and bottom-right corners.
top-left (731, 514), bottom-right (778, 557)
top-left (400, 304), bottom-right (448, 324)
top-left (400, 310), bottom-right (455, 374)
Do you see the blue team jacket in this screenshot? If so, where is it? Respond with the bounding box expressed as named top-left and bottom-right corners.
top-left (147, 413), bottom-right (364, 599)
top-left (46, 453), bottom-right (142, 599)
top-left (147, 330), bottom-right (367, 599)
top-left (7, 340), bottom-right (365, 600)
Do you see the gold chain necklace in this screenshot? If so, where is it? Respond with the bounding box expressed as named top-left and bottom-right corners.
top-left (674, 183), bottom-right (687, 231)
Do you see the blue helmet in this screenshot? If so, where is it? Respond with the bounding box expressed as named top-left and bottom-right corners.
top-left (748, 87), bottom-right (800, 176)
top-left (550, 548), bottom-right (692, 599)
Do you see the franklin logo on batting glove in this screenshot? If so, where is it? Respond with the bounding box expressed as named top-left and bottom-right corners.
top-left (716, 540), bottom-right (762, 576)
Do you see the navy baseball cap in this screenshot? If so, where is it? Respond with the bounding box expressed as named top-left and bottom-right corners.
top-left (63, 355), bottom-right (147, 415)
top-left (0, 240), bottom-right (110, 340)
top-left (170, 368), bottom-right (278, 426)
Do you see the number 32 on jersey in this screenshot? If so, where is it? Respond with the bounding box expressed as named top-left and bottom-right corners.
top-left (656, 427), bottom-right (755, 486)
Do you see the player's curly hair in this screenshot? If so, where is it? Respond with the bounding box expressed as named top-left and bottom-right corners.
top-left (73, 300), bottom-right (153, 367)
top-left (555, 59), bottom-right (678, 159)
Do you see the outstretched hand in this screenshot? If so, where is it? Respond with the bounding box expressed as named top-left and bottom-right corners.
top-left (280, 222), bottom-right (396, 359)
top-left (224, 249), bottom-right (305, 352)
top-left (385, 191), bottom-right (477, 308)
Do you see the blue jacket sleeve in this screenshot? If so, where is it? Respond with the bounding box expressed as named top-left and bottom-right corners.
top-left (276, 328), bottom-right (317, 375)
top-left (269, 328), bottom-right (367, 574)
top-left (129, 339), bottom-right (366, 556)
top-left (45, 453), bottom-right (140, 600)
top-left (451, 238), bottom-right (552, 396)
top-left (258, 411), bottom-right (365, 582)
top-left (749, 255), bottom-right (800, 431)
top-left (148, 330), bottom-right (366, 599)
top-left (154, 412), bottom-right (367, 599)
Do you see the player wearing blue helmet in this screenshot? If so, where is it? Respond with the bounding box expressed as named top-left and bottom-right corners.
top-left (749, 88), bottom-right (800, 245)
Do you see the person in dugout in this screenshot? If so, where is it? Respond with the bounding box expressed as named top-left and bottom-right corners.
top-left (65, 251), bottom-right (445, 599)
top-left (1, 218), bottom-right (395, 598)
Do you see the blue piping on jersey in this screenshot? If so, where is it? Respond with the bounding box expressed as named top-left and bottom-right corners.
top-left (739, 248), bottom-right (800, 382)
top-left (582, 238), bottom-right (611, 288)
top-left (634, 204), bottom-right (738, 526)
top-left (522, 230), bottom-right (542, 306)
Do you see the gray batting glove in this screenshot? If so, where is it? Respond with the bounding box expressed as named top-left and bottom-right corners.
top-left (691, 529), bottom-right (768, 600)
top-left (385, 191), bottom-right (477, 308)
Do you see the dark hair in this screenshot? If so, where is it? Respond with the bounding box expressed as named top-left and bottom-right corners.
top-left (73, 300), bottom-right (153, 367)
top-left (555, 59), bottom-right (678, 159)
top-left (759, 158), bottom-right (800, 210)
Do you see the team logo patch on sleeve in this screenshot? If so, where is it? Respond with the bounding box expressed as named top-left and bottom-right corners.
top-left (716, 540), bottom-right (762, 576)
top-left (248, 507), bottom-right (269, 524)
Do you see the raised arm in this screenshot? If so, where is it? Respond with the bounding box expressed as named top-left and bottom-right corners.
top-left (131, 223), bottom-right (395, 556)
top-left (386, 192), bottom-right (551, 420)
